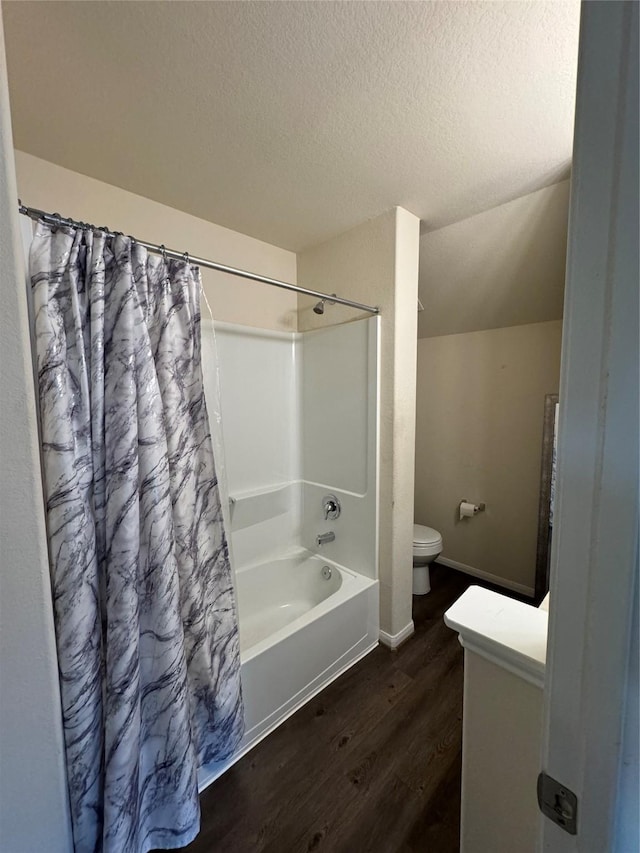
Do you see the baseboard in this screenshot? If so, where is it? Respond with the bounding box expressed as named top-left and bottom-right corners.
top-left (437, 556), bottom-right (535, 598)
top-left (379, 620), bottom-right (415, 650)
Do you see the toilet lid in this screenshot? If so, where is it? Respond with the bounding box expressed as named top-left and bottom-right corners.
top-left (413, 524), bottom-right (441, 546)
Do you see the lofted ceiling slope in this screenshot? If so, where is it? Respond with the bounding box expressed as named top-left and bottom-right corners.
top-left (3, 0), bottom-right (579, 252)
top-left (418, 180), bottom-right (570, 338)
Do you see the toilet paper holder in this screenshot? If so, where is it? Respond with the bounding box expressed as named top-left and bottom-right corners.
top-left (459, 500), bottom-right (486, 520)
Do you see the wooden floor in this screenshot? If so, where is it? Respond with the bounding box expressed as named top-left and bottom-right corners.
top-left (182, 564), bottom-right (482, 853)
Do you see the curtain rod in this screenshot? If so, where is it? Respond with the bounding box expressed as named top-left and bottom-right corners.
top-left (18, 202), bottom-right (380, 316)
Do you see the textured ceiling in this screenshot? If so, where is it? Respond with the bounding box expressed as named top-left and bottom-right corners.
top-left (2, 1), bottom-right (579, 251)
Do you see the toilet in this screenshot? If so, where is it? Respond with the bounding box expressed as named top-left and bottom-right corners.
top-left (412, 524), bottom-right (443, 595)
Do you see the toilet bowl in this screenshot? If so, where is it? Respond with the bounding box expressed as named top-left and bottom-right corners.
top-left (412, 524), bottom-right (443, 595)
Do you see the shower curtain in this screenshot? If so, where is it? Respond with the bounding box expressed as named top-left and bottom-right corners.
top-left (29, 221), bottom-right (244, 853)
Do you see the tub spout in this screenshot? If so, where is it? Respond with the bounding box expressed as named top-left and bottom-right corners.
top-left (316, 531), bottom-right (335, 546)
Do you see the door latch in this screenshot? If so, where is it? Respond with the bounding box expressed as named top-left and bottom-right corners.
top-left (537, 772), bottom-right (578, 835)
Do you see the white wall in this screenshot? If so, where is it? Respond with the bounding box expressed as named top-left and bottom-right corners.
top-left (14, 151), bottom-right (298, 332)
top-left (415, 320), bottom-right (562, 594)
top-left (298, 208), bottom-right (420, 639)
top-left (0, 13), bottom-right (72, 851)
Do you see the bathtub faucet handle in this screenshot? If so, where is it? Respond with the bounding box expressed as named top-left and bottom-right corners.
top-left (316, 531), bottom-right (336, 546)
top-left (322, 494), bottom-right (341, 520)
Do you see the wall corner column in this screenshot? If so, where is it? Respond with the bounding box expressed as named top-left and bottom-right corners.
top-left (297, 206), bottom-right (420, 642)
top-left (386, 206), bottom-right (420, 638)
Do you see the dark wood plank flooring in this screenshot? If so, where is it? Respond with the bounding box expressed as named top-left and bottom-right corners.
top-left (182, 565), bottom-right (526, 852)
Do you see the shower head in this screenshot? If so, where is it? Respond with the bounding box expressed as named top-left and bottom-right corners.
top-left (312, 294), bottom-right (336, 315)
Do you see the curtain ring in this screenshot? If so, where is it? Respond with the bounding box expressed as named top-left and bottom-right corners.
top-left (183, 250), bottom-right (190, 265)
top-left (160, 244), bottom-right (167, 262)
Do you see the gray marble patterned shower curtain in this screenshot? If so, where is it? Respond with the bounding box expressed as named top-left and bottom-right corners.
top-left (29, 221), bottom-right (244, 853)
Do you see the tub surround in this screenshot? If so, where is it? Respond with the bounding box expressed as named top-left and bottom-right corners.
top-left (200, 317), bottom-right (380, 787)
top-left (214, 318), bottom-right (379, 580)
top-left (215, 318), bottom-right (379, 579)
top-left (213, 322), bottom-right (301, 569)
top-left (300, 320), bottom-right (378, 580)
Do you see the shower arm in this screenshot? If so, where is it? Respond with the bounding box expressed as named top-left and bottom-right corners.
top-left (18, 202), bottom-right (380, 316)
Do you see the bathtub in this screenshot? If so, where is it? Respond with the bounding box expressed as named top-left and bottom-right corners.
top-left (198, 550), bottom-right (379, 789)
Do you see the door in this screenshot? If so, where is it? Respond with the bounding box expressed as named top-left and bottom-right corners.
top-left (541, 2), bottom-right (639, 851)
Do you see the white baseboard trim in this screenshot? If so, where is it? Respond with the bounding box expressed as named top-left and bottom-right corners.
top-left (379, 620), bottom-right (415, 650)
top-left (437, 556), bottom-right (535, 598)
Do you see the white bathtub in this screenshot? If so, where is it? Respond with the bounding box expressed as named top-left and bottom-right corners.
top-left (198, 550), bottom-right (379, 789)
